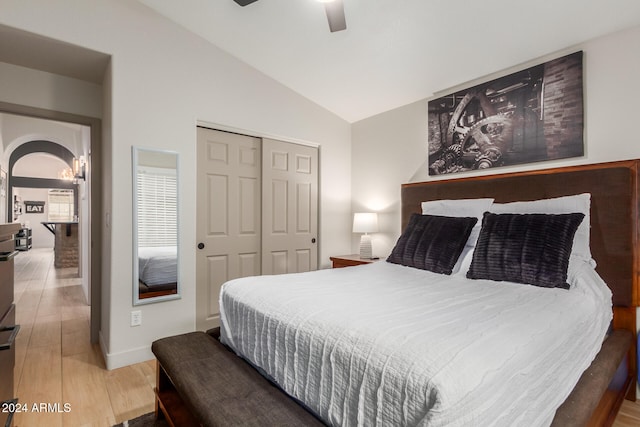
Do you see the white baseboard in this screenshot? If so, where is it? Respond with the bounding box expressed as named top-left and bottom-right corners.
top-left (98, 331), bottom-right (154, 370)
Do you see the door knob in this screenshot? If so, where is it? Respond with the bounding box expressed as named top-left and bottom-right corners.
top-left (311, 238), bottom-right (316, 244)
top-left (197, 243), bottom-right (205, 250)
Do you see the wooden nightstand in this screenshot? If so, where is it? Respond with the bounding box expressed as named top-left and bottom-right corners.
top-left (330, 254), bottom-right (381, 268)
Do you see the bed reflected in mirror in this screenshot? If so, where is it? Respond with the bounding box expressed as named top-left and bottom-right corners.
top-left (133, 147), bottom-right (180, 305)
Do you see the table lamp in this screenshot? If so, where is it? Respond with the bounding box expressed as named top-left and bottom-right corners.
top-left (353, 212), bottom-right (378, 259)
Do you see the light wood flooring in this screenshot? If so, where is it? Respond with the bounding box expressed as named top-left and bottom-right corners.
top-left (12, 248), bottom-right (155, 427)
top-left (9, 248), bottom-right (640, 426)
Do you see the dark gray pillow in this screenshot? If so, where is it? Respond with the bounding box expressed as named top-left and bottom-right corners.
top-left (387, 213), bottom-right (478, 275)
top-left (467, 212), bottom-right (585, 289)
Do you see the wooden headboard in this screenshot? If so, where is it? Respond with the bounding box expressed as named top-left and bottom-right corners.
top-left (402, 160), bottom-right (639, 336)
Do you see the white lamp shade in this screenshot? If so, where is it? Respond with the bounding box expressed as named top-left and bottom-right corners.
top-left (353, 212), bottom-right (379, 234)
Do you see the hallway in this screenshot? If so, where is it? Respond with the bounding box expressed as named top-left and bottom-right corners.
top-left (12, 248), bottom-right (155, 426)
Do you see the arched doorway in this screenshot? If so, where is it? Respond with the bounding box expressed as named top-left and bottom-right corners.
top-left (9, 140), bottom-right (85, 278)
top-left (8, 140), bottom-right (78, 222)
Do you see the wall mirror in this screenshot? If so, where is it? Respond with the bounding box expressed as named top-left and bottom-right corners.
top-left (132, 147), bottom-right (180, 305)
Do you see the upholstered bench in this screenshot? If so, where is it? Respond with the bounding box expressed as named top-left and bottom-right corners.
top-left (551, 329), bottom-right (633, 426)
top-left (151, 328), bottom-right (325, 427)
top-left (152, 328), bottom-right (632, 427)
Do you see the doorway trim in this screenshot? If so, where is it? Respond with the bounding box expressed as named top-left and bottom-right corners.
top-left (0, 100), bottom-right (102, 344)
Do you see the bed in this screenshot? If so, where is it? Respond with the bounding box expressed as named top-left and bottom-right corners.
top-left (138, 246), bottom-right (178, 298)
top-left (218, 159), bottom-right (637, 426)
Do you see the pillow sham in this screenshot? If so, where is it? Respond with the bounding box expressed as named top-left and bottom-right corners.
top-left (387, 213), bottom-right (478, 275)
top-left (421, 198), bottom-right (495, 218)
top-left (467, 212), bottom-right (585, 289)
top-left (489, 193), bottom-right (593, 266)
top-left (421, 198), bottom-right (494, 273)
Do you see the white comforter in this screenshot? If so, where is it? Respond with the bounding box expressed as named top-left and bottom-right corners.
top-left (138, 246), bottom-right (177, 286)
top-left (219, 260), bottom-right (612, 427)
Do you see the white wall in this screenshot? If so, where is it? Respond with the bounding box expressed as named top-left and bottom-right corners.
top-left (0, 172), bottom-right (5, 223)
top-left (351, 100), bottom-right (427, 258)
top-left (0, 61), bottom-right (102, 119)
top-left (0, 0), bottom-right (352, 369)
top-left (0, 117), bottom-right (5, 220)
top-left (352, 24), bottom-right (640, 257)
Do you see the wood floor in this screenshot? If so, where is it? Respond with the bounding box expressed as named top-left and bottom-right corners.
top-left (12, 248), bottom-right (155, 427)
top-left (9, 248), bottom-right (640, 426)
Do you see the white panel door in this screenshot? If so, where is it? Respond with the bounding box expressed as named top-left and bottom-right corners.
top-left (262, 138), bottom-right (318, 274)
top-left (196, 127), bottom-right (261, 331)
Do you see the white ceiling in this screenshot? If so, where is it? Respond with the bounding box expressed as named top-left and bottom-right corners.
top-left (138, 0), bottom-right (640, 123)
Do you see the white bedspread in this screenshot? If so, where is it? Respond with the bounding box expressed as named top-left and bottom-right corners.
top-left (219, 260), bottom-right (612, 427)
top-left (138, 246), bottom-right (177, 286)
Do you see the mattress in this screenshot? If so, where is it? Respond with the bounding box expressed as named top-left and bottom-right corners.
top-left (138, 246), bottom-right (177, 286)
top-left (219, 260), bottom-right (612, 427)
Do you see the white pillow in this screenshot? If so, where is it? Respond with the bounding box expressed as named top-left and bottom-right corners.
top-left (421, 198), bottom-right (495, 273)
top-left (489, 193), bottom-right (594, 266)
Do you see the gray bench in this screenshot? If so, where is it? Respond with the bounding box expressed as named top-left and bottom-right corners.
top-left (152, 328), bottom-right (632, 427)
top-left (152, 329), bottom-right (325, 426)
top-left (551, 329), bottom-right (633, 426)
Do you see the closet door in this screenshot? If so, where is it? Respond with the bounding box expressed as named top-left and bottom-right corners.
top-left (262, 138), bottom-right (318, 274)
top-left (196, 127), bottom-right (261, 331)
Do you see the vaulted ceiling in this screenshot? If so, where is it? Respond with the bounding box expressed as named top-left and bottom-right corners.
top-left (138, 0), bottom-right (640, 123)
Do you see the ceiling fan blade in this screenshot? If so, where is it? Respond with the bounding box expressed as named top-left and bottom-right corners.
top-left (324, 0), bottom-right (347, 32)
top-left (233, 0), bottom-right (259, 6)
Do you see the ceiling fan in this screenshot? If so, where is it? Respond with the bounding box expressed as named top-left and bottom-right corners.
top-left (232, 0), bottom-right (347, 32)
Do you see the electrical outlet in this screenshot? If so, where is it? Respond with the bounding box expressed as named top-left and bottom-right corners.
top-left (131, 310), bottom-right (142, 327)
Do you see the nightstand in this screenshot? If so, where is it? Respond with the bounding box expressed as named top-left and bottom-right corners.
top-left (330, 254), bottom-right (380, 268)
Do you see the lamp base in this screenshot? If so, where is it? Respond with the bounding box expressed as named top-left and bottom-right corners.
top-left (359, 234), bottom-right (373, 259)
